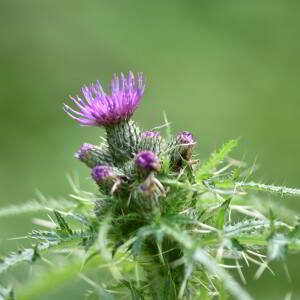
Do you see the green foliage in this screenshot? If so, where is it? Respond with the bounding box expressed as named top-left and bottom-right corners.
top-left (1, 129), bottom-right (300, 300)
top-left (195, 139), bottom-right (239, 180)
top-left (0, 197), bottom-right (78, 218)
top-left (0, 248), bottom-right (39, 274)
top-left (235, 181), bottom-right (300, 197)
top-left (54, 211), bottom-right (73, 235)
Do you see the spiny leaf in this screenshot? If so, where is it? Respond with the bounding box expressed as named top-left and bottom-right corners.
top-left (0, 228), bottom-right (96, 274)
top-left (0, 247), bottom-right (39, 274)
top-left (193, 248), bottom-right (253, 300)
top-left (198, 198), bottom-right (231, 225)
top-left (233, 234), bottom-right (300, 250)
top-left (248, 197), bottom-right (296, 223)
top-left (17, 258), bottom-right (107, 300)
top-left (52, 210), bottom-right (92, 227)
top-left (224, 220), bottom-right (287, 237)
top-left (54, 211), bottom-right (73, 235)
top-left (230, 167), bottom-right (241, 181)
top-left (66, 212), bottom-right (91, 226)
top-left (0, 240), bottom-right (70, 274)
top-left (157, 221), bottom-right (253, 300)
top-left (29, 229), bottom-right (96, 243)
top-left (215, 199), bottom-right (231, 230)
top-left (236, 181), bottom-right (300, 197)
top-left (96, 216), bottom-right (123, 281)
top-left (268, 234), bottom-right (288, 261)
top-left (196, 139), bottom-right (239, 179)
top-left (0, 198), bottom-right (77, 218)
top-left (134, 221), bottom-right (252, 299)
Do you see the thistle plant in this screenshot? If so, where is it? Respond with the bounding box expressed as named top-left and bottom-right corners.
top-left (1, 72), bottom-right (300, 300)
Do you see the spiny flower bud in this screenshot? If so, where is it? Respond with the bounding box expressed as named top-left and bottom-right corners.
top-left (91, 166), bottom-right (121, 194)
top-left (176, 131), bottom-right (195, 161)
top-left (135, 151), bottom-right (161, 174)
top-left (75, 143), bottom-right (93, 160)
top-left (92, 166), bottom-right (117, 183)
top-left (138, 131), bottom-right (162, 154)
top-left (75, 143), bottom-right (114, 168)
top-left (171, 131), bottom-right (196, 170)
top-left (176, 131), bottom-right (193, 144)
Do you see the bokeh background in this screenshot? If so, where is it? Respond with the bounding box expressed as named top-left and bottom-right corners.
top-left (1, 0), bottom-right (300, 299)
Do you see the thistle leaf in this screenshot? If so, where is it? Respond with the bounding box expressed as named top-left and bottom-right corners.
top-left (236, 181), bottom-right (300, 197)
top-left (0, 247), bottom-right (40, 274)
top-left (215, 199), bottom-right (231, 230)
top-left (54, 210), bottom-right (73, 235)
top-left (0, 228), bottom-right (96, 274)
top-left (193, 248), bottom-right (253, 300)
top-left (196, 139), bottom-right (239, 179)
top-left (157, 221), bottom-right (253, 300)
top-left (29, 229), bottom-right (96, 244)
top-left (0, 198), bottom-right (77, 218)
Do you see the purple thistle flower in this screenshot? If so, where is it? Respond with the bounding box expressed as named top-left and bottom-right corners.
top-left (141, 131), bottom-right (160, 138)
top-left (135, 151), bottom-right (161, 172)
top-left (176, 131), bottom-right (195, 145)
top-left (64, 71), bottom-right (146, 127)
top-left (75, 143), bottom-right (94, 161)
top-left (91, 166), bottom-right (117, 184)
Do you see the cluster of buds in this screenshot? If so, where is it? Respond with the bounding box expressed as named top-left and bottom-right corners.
top-left (64, 72), bottom-right (197, 212)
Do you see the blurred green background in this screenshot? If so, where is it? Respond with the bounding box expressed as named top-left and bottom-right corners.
top-left (1, 0), bottom-right (300, 299)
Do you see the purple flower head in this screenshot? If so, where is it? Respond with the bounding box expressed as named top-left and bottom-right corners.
top-left (91, 166), bottom-right (116, 184)
top-left (135, 151), bottom-right (161, 172)
top-left (64, 71), bottom-right (146, 127)
top-left (75, 143), bottom-right (94, 161)
top-left (141, 131), bottom-right (160, 138)
top-left (176, 131), bottom-right (195, 145)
